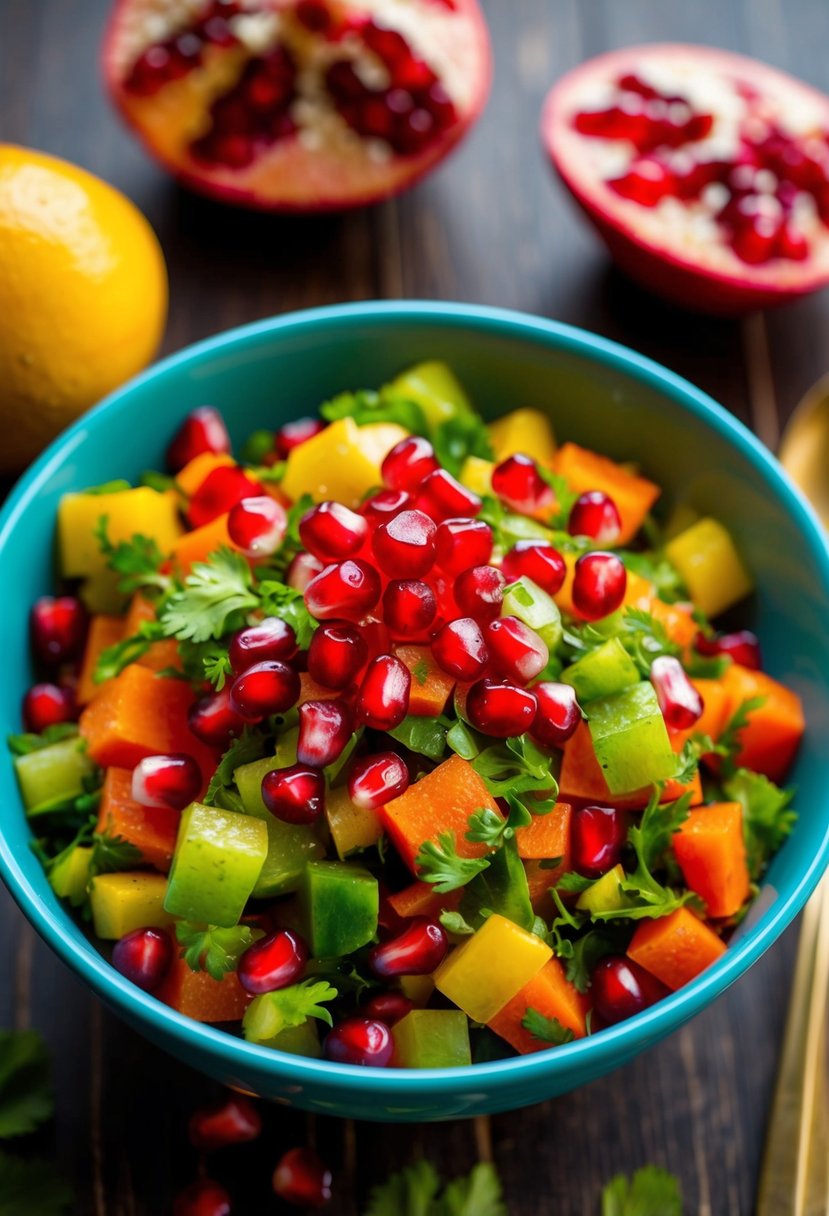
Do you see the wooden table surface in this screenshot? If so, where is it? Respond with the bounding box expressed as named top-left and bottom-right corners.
top-left (3, 1), bottom-right (829, 1212)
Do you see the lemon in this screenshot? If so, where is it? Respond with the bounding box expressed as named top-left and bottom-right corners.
top-left (0, 144), bottom-right (168, 472)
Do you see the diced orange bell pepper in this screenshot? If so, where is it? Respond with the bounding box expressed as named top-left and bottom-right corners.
top-left (692, 677), bottom-right (732, 742)
top-left (488, 957), bottom-right (588, 1052)
top-left (394, 645), bottom-right (456, 716)
top-left (523, 860), bottom-right (564, 917)
top-left (627, 907), bottom-right (726, 991)
top-left (79, 663), bottom-right (217, 779)
top-left (175, 452), bottom-right (235, 498)
top-left (386, 880), bottom-right (462, 921)
top-left (122, 593), bottom-right (183, 674)
top-left (554, 443), bottom-right (660, 544)
top-left (379, 755), bottom-right (500, 873)
top-left (97, 767), bottom-right (180, 873)
top-left (559, 720), bottom-right (703, 809)
top-left (673, 801), bottom-right (749, 919)
top-left (170, 514), bottom-right (247, 575)
top-left (156, 953), bottom-right (250, 1022)
top-left (515, 802), bottom-right (572, 860)
top-left (641, 596), bottom-right (698, 652)
top-left (718, 663), bottom-right (805, 783)
top-left (77, 615), bottom-right (124, 705)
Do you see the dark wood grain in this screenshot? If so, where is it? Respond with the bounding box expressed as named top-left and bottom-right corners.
top-left (3, 0), bottom-right (829, 1212)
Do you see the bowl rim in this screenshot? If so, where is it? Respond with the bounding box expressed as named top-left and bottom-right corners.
top-left (2, 297), bottom-right (829, 1098)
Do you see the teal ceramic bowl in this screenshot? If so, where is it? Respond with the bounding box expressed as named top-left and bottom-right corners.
top-left (2, 301), bottom-right (829, 1121)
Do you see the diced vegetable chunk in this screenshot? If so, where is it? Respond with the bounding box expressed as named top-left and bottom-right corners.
top-left (324, 784), bottom-right (383, 860)
top-left (49, 845), bottom-right (93, 906)
top-left (164, 803), bottom-right (268, 927)
top-left (488, 957), bottom-right (588, 1052)
top-left (97, 766), bottom-right (180, 872)
top-left (434, 913), bottom-right (552, 1023)
top-left (15, 736), bottom-right (96, 815)
top-left (665, 517), bottom-right (753, 618)
top-left (77, 614), bottom-right (123, 705)
top-left (561, 637), bottom-right (639, 701)
top-left (90, 872), bottom-right (173, 939)
top-left (282, 417), bottom-right (402, 507)
top-left (554, 443), bottom-right (660, 544)
top-left (673, 802), bottom-right (750, 918)
top-left (720, 663), bottom-right (805, 783)
top-left (385, 361), bottom-right (473, 430)
top-left (587, 682), bottom-right (677, 794)
top-left (392, 1010), bottom-right (471, 1068)
top-left (156, 953), bottom-right (249, 1022)
top-left (627, 907), bottom-right (726, 990)
top-left (488, 408), bottom-right (556, 464)
top-left (299, 861), bottom-right (378, 958)
top-left (58, 487), bottom-right (182, 578)
top-left (235, 756), bottom-right (325, 895)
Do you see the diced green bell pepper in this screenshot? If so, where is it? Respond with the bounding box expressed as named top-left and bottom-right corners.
top-left (164, 803), bottom-right (268, 927)
top-left (576, 863), bottom-right (628, 914)
top-left (587, 682), bottom-right (676, 794)
top-left (14, 737), bottom-right (96, 815)
top-left (384, 361), bottom-right (473, 430)
top-left (561, 638), bottom-right (639, 702)
top-left (235, 754), bottom-right (325, 898)
top-left (49, 845), bottom-right (93, 906)
top-left (392, 1010), bottom-right (471, 1068)
top-left (299, 860), bottom-right (378, 958)
top-left (502, 576), bottom-right (563, 650)
top-left (244, 1016), bottom-right (322, 1057)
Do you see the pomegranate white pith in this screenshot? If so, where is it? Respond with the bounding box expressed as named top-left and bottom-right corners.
top-left (542, 45), bottom-right (829, 313)
top-left (104, 0), bottom-right (491, 210)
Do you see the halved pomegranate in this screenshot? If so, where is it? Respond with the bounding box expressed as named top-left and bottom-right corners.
top-left (542, 45), bottom-right (829, 313)
top-left (103, 0), bottom-right (491, 211)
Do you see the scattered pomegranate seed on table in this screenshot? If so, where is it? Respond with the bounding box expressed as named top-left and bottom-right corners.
top-left (189, 1095), bottom-right (262, 1150)
top-left (273, 1146), bottom-right (333, 1207)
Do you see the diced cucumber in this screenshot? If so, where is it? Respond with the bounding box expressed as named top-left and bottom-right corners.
top-left (384, 361), bottom-right (473, 430)
top-left (576, 864), bottom-right (628, 914)
top-left (561, 638), bottom-right (639, 702)
top-left (299, 861), bottom-right (378, 958)
top-left (587, 682), bottom-right (676, 794)
top-left (392, 1010), bottom-right (471, 1068)
top-left (235, 753), bottom-right (324, 898)
top-left (163, 803), bottom-right (268, 927)
top-left (14, 737), bottom-right (96, 815)
top-left (49, 845), bottom-right (93, 906)
top-left (502, 576), bottom-right (563, 650)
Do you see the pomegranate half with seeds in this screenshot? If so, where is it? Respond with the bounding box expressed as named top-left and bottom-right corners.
top-left (103, 0), bottom-right (492, 212)
top-left (542, 45), bottom-right (829, 313)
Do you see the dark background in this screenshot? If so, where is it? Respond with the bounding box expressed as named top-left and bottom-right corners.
top-left (3, 0), bottom-right (829, 1211)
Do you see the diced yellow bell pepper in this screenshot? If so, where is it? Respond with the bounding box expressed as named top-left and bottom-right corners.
top-left (399, 974), bottom-right (435, 1007)
top-left (434, 913), bottom-right (552, 1023)
top-left (282, 417), bottom-right (403, 507)
top-left (459, 455), bottom-right (494, 496)
top-left (488, 408), bottom-right (556, 464)
top-left (59, 487), bottom-right (183, 578)
top-left (385, 361), bottom-right (473, 430)
top-left (664, 517), bottom-right (753, 619)
top-left (325, 784), bottom-right (383, 859)
top-left (576, 863), bottom-right (627, 914)
top-left (663, 502), bottom-right (700, 541)
top-left (175, 451), bottom-right (235, 497)
top-left (89, 872), bottom-right (174, 940)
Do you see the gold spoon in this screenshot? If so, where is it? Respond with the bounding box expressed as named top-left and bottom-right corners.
top-left (756, 381), bottom-right (829, 1215)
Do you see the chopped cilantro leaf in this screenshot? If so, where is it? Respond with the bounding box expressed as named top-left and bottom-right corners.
top-left (161, 548), bottom-right (258, 643)
top-left (465, 795), bottom-right (532, 850)
top-left (601, 1165), bottom-right (682, 1216)
top-left (387, 714), bottom-right (448, 762)
top-left (716, 696), bottom-right (766, 776)
top-left (7, 723), bottom-right (79, 757)
top-left (412, 658), bottom-right (430, 686)
top-left (243, 980), bottom-right (338, 1042)
top-left (0, 1030), bottom-right (54, 1139)
top-left (520, 1008), bottom-right (575, 1045)
top-left (439, 909), bottom-right (476, 936)
top-left (724, 768), bottom-right (797, 880)
top-left (94, 516), bottom-right (169, 595)
top-left (415, 833), bottom-right (491, 894)
top-left (555, 871), bottom-right (594, 894)
top-left (538, 468), bottom-right (580, 528)
top-left (432, 411), bottom-right (493, 477)
top-left (203, 729), bottom-right (269, 807)
top-left (364, 1160), bottom-right (507, 1216)
top-left (202, 644), bottom-right (233, 690)
top-left (257, 580), bottom-right (318, 649)
top-left (94, 619), bottom-right (164, 683)
top-left (321, 388), bottom-right (428, 435)
top-left (90, 828), bottom-right (143, 875)
top-left (175, 922), bottom-right (261, 982)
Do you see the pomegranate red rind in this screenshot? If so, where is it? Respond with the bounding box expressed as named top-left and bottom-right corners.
top-left (542, 44), bottom-right (829, 313)
top-left (103, 0), bottom-right (491, 211)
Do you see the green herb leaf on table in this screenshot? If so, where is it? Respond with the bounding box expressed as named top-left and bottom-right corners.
top-left (363, 1160), bottom-right (507, 1216)
top-left (0, 1152), bottom-right (72, 1216)
top-left (161, 548), bottom-right (258, 643)
top-left (176, 922), bottom-right (261, 982)
top-left (520, 1007), bottom-right (575, 1046)
top-left (601, 1165), bottom-right (682, 1216)
top-left (415, 833), bottom-right (491, 894)
top-left (0, 1030), bottom-right (54, 1139)
top-left (724, 768), bottom-right (797, 881)
top-left (94, 516), bottom-right (169, 595)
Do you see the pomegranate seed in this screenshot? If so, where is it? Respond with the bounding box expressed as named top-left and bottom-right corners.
top-left (369, 918), bottom-right (448, 977)
top-left (273, 1147), bottom-right (333, 1208)
top-left (229, 618), bottom-right (297, 673)
top-left (568, 491), bottom-right (623, 545)
top-left (531, 682), bottom-right (581, 748)
top-left (609, 158), bottom-right (675, 206)
top-left (574, 98), bottom-right (650, 143)
top-left (454, 565), bottom-right (506, 624)
top-left (416, 469), bottom-right (481, 522)
top-left (112, 927), bottom-right (172, 992)
top-left (382, 579), bottom-right (437, 637)
top-left (307, 621), bottom-right (367, 689)
top-left (361, 487), bottom-right (412, 525)
top-left (650, 655), bottom-right (703, 730)
top-left (188, 686), bottom-right (245, 748)
top-left (371, 510), bottom-right (436, 578)
top-left (173, 1178), bottom-right (231, 1216)
top-left (500, 541), bottom-right (566, 595)
top-left (571, 552), bottom-right (627, 621)
top-left (131, 753), bottom-right (201, 810)
top-left (465, 679), bottom-right (537, 737)
top-left (30, 596), bottom-right (87, 666)
top-left (304, 560), bottom-right (382, 621)
top-left (491, 453), bottom-right (554, 516)
top-left (187, 465), bottom-right (264, 529)
top-left (227, 496), bottom-right (286, 557)
top-left (166, 407), bottom-right (231, 472)
top-left (274, 417), bottom-right (325, 459)
top-left (189, 1095), bottom-right (262, 1150)
top-left (591, 955), bottom-right (669, 1026)
top-left (324, 1017), bottom-right (393, 1067)
top-left (347, 750), bottom-right (410, 809)
top-left (572, 805), bottom-right (626, 878)
top-left (299, 501), bottom-right (368, 561)
top-left (381, 436), bottom-right (440, 491)
top-left (777, 221), bottom-right (809, 261)
top-left (694, 629), bottom-right (762, 670)
top-left (363, 21), bottom-right (410, 62)
top-left (22, 683), bottom-right (75, 733)
top-left (229, 660), bottom-right (300, 721)
top-left (297, 699), bottom-right (353, 767)
top-left (434, 517), bottom-right (493, 574)
top-left (362, 991), bottom-right (414, 1025)
top-left (237, 928), bottom-right (308, 995)
top-left (431, 617), bottom-right (489, 681)
top-left (485, 616), bottom-right (549, 685)
top-left (286, 550), bottom-right (325, 592)
top-left (356, 655), bottom-right (411, 729)
top-left (261, 763), bottom-right (325, 824)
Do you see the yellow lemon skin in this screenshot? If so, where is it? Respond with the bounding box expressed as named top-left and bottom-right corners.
top-left (0, 144), bottom-right (167, 472)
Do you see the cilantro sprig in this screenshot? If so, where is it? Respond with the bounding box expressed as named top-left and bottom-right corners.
top-left (520, 1008), bottom-right (575, 1046)
top-left (161, 548), bottom-right (258, 643)
top-left (176, 922), bottom-right (262, 982)
top-left (242, 980), bottom-right (338, 1043)
top-left (415, 833), bottom-right (491, 894)
top-left (601, 1165), bottom-right (682, 1216)
top-left (94, 516), bottom-right (169, 595)
top-left (364, 1160), bottom-right (507, 1216)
